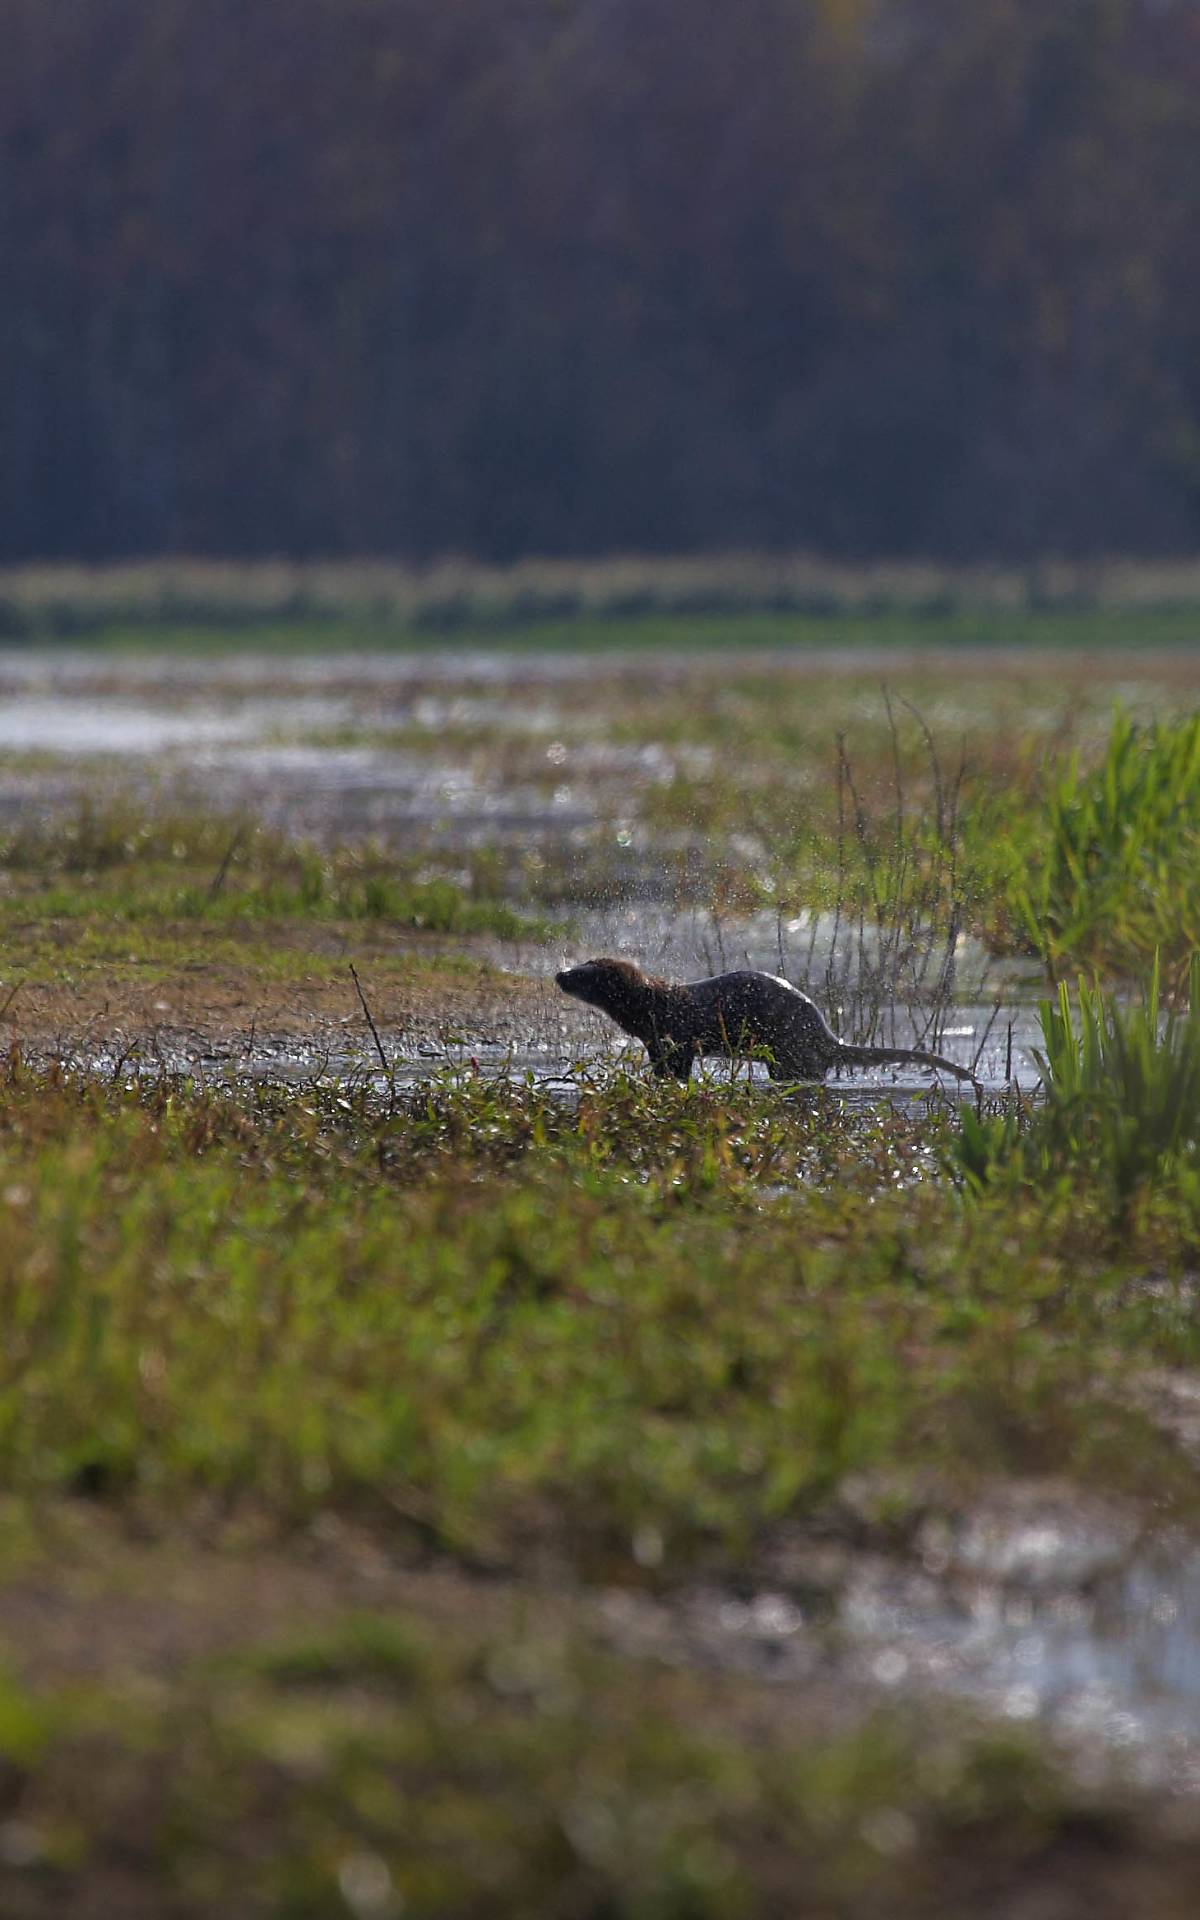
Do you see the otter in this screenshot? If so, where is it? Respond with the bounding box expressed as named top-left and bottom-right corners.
top-left (555, 958), bottom-right (979, 1086)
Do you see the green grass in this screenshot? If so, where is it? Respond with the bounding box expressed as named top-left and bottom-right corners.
top-left (23, 868), bottom-right (547, 940)
top-left (997, 710), bottom-right (1200, 977)
top-left (0, 1061), bottom-right (1193, 1564)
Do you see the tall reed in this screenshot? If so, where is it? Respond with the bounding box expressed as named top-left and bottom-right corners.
top-left (1009, 710), bottom-right (1200, 979)
top-left (769, 695), bottom-right (971, 1054)
top-left (1033, 953), bottom-right (1200, 1201)
top-left (951, 955), bottom-right (1200, 1217)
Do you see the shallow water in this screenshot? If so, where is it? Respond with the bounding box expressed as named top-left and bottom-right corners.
top-left (0, 652), bottom-right (665, 849)
top-left (60, 991), bottom-right (1041, 1099)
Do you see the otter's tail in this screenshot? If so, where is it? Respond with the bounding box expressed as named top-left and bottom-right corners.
top-left (837, 1043), bottom-right (979, 1086)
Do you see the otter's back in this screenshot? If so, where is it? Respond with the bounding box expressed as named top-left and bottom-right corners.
top-left (681, 971), bottom-right (835, 1050)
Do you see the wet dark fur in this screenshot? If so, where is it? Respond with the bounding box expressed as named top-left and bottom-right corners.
top-left (556, 958), bottom-right (978, 1084)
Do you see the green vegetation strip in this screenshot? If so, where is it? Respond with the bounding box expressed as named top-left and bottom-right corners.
top-left (7, 558), bottom-right (1200, 640)
top-left (0, 804), bottom-right (555, 950)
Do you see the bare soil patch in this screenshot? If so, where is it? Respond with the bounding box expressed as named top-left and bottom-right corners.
top-left (1, 924), bottom-right (555, 1058)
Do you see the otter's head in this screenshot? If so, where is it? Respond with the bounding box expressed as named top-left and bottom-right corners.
top-left (555, 957), bottom-right (647, 1014)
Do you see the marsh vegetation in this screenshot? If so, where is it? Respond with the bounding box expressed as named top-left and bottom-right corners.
top-left (0, 632), bottom-right (1198, 1913)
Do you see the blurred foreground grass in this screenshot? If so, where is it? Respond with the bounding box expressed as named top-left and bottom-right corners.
top-left (0, 1058), bottom-right (1194, 1908)
top-left (0, 1574), bottom-right (1190, 1919)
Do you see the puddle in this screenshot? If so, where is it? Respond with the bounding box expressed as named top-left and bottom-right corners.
top-left (837, 1540), bottom-right (1200, 1787)
top-left (838, 1512), bottom-right (1200, 1791)
top-left (600, 1488), bottom-right (1200, 1792)
top-left (200, 744), bottom-right (600, 846)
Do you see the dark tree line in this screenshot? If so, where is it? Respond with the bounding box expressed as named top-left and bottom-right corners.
top-left (3, 0), bottom-right (1200, 562)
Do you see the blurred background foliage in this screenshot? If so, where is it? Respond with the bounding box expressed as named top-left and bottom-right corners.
top-left (3, 0), bottom-right (1200, 563)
